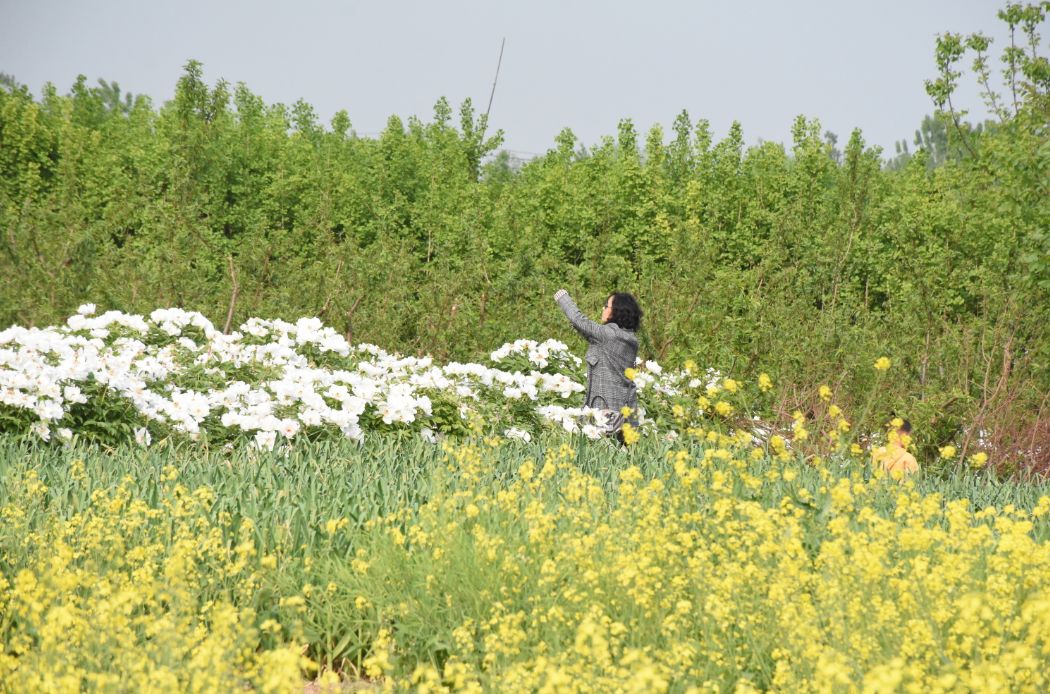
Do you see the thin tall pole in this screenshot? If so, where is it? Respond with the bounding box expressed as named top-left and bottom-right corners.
top-left (482, 38), bottom-right (505, 139)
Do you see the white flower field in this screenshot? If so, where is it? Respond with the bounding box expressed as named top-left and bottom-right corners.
top-left (0, 305), bottom-right (721, 450)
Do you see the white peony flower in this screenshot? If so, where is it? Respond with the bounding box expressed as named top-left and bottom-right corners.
top-left (503, 427), bottom-right (531, 443)
top-left (581, 423), bottom-right (602, 439)
top-left (134, 427), bottom-right (152, 447)
top-left (30, 421), bottom-right (51, 441)
top-left (252, 430), bottom-right (277, 451)
top-left (340, 421), bottom-right (364, 442)
top-left (299, 409), bottom-right (323, 427)
top-left (34, 399), bottom-right (64, 421)
top-left (278, 419), bottom-right (300, 439)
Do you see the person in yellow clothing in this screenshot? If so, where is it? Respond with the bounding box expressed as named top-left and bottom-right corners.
top-left (871, 419), bottom-right (918, 480)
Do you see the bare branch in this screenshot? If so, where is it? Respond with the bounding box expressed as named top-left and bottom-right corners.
top-left (222, 254), bottom-right (239, 335)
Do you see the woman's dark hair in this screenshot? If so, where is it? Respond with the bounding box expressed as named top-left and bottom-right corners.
top-left (606, 292), bottom-right (642, 331)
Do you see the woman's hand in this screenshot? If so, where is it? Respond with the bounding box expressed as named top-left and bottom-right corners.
top-left (554, 288), bottom-right (568, 301)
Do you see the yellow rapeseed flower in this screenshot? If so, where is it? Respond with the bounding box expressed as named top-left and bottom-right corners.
top-left (324, 518), bottom-right (348, 536)
top-left (770, 435), bottom-right (787, 455)
top-left (621, 423), bottom-right (640, 446)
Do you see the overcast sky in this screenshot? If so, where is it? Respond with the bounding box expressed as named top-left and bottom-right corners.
top-left (1, 0), bottom-right (1015, 159)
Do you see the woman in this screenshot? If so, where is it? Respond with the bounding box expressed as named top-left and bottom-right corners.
top-left (553, 288), bottom-right (643, 443)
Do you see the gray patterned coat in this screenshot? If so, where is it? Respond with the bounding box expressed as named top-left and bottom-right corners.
top-left (555, 291), bottom-right (639, 428)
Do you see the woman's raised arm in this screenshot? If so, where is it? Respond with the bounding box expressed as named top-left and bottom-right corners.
top-left (554, 289), bottom-right (608, 344)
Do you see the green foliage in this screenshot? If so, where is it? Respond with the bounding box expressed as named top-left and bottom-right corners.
top-left (1, 6), bottom-right (1048, 468)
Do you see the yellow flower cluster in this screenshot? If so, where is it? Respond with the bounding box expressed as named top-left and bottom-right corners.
top-left (620, 422), bottom-right (641, 446)
top-left (0, 471), bottom-right (310, 691)
top-left (330, 442), bottom-right (1050, 691)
